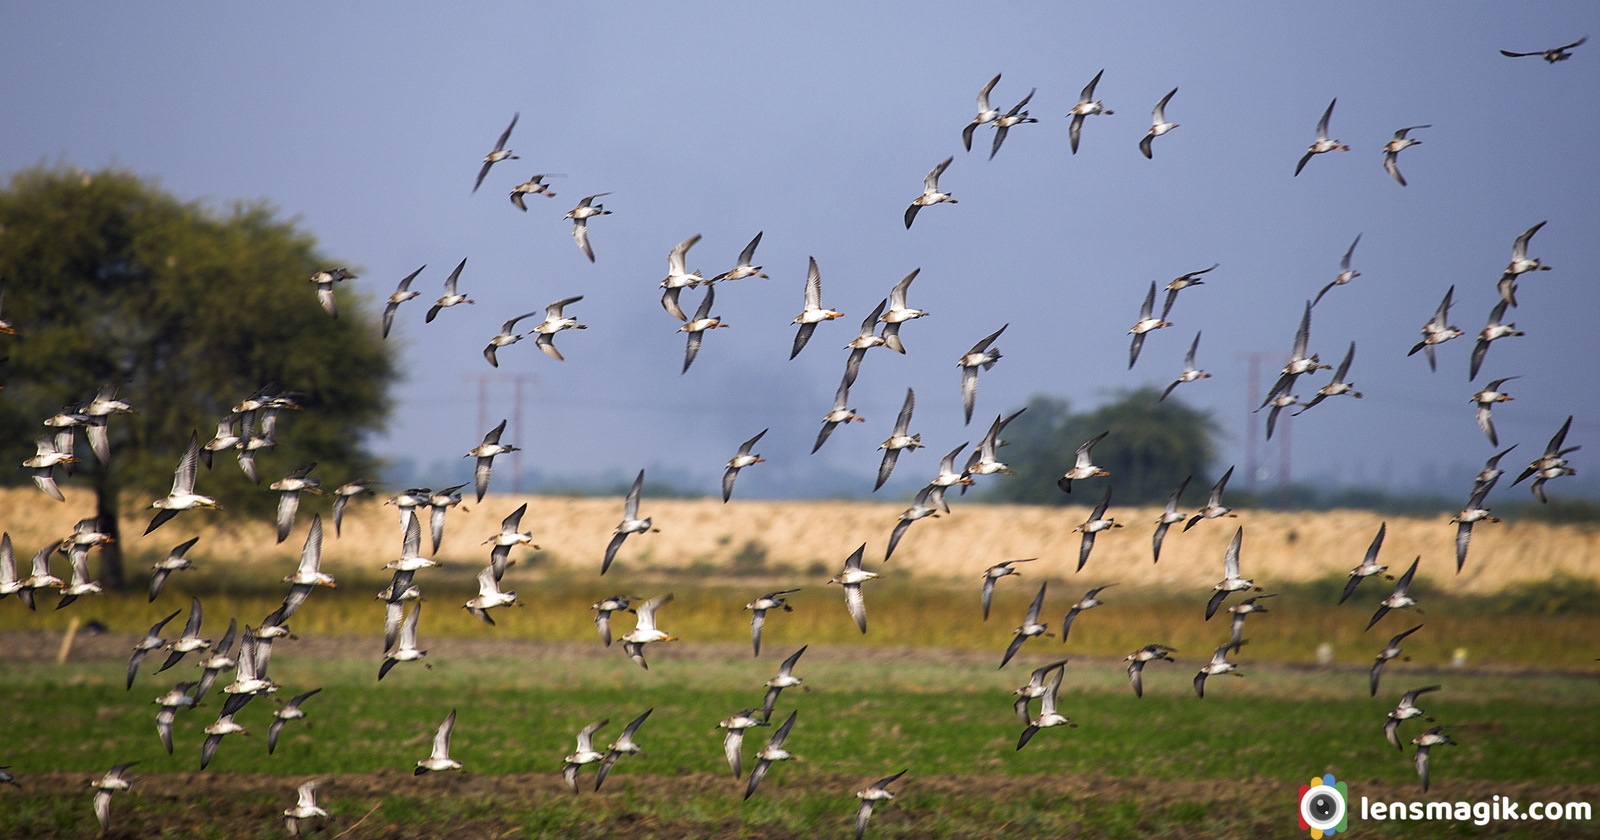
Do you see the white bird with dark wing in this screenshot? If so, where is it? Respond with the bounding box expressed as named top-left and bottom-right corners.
top-left (874, 389), bottom-right (922, 491)
top-left (957, 324), bottom-right (1006, 425)
top-left (744, 710), bottom-right (798, 800)
top-left (1408, 286), bottom-right (1463, 371)
top-left (962, 73), bottom-right (1003, 151)
top-left (1204, 527), bottom-right (1260, 620)
top-left (854, 770), bottom-right (908, 840)
top-left (1367, 557), bottom-right (1422, 630)
top-left (1140, 87), bottom-right (1179, 159)
top-left (1470, 300), bottom-right (1523, 381)
top-left (1193, 640), bottom-right (1246, 698)
top-left (1125, 644), bottom-right (1177, 699)
top-left (722, 429), bottom-right (767, 503)
top-left (708, 231), bottom-right (768, 284)
top-left (595, 708), bottom-right (652, 791)
top-left (473, 113), bottom-right (519, 193)
top-left (271, 463), bottom-right (322, 544)
top-left (531, 295), bottom-right (587, 361)
top-left (679, 285), bottom-right (729, 374)
top-left (309, 268), bottom-right (354, 319)
top-left (1370, 624), bottom-right (1423, 697)
top-left (424, 258), bottom-right (473, 323)
top-left (620, 593), bottom-right (677, 669)
top-left (980, 557), bottom-right (1035, 620)
top-left (1312, 234), bottom-right (1362, 308)
top-left (1470, 377), bottom-right (1518, 447)
top-left (90, 762), bottom-right (137, 834)
top-left (1017, 665), bottom-right (1076, 749)
top-left (1000, 582), bottom-right (1051, 669)
top-left (1295, 98), bottom-right (1348, 176)
top-left (604, 470), bottom-right (657, 575)
top-left (813, 376), bottom-right (865, 454)
top-left (1151, 476), bottom-right (1191, 563)
top-left (467, 419), bottom-right (519, 503)
top-left (415, 709), bottom-right (462, 774)
top-left (1066, 68), bottom-right (1114, 154)
top-left (1073, 486), bottom-right (1122, 572)
top-left (1382, 124), bottom-right (1430, 186)
top-left (1056, 430), bottom-right (1109, 494)
top-left (560, 717), bottom-right (609, 792)
top-left (988, 87), bottom-right (1038, 160)
top-left (1340, 522), bottom-right (1392, 605)
top-left (904, 156), bottom-right (956, 229)
top-left (268, 688), bottom-right (322, 755)
top-left (565, 193), bottom-right (612, 263)
top-left (283, 779), bottom-right (328, 836)
top-left (482, 311), bottom-right (539, 368)
top-left (660, 234), bottom-right (704, 321)
top-left (745, 588), bottom-right (799, 657)
top-left (828, 545), bottom-right (877, 633)
top-left (1160, 333), bottom-right (1210, 402)
top-left (790, 256), bottom-right (844, 359)
top-left (884, 484), bottom-right (939, 562)
top-left (1186, 466), bottom-right (1237, 532)
top-left (761, 645), bottom-right (809, 715)
top-left (482, 502), bottom-right (538, 581)
top-left (1061, 584), bottom-right (1115, 643)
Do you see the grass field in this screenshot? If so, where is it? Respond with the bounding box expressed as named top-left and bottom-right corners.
top-left (3, 645), bottom-right (1598, 839)
top-left (3, 490), bottom-right (1598, 837)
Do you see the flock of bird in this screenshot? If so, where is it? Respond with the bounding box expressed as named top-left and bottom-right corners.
top-left (3, 35), bottom-right (1592, 837)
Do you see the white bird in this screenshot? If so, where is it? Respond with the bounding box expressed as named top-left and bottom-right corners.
top-left (1384, 685), bottom-right (1442, 751)
top-left (790, 256), bottom-right (844, 358)
top-left (466, 419), bottom-right (519, 502)
top-left (155, 596), bottom-right (210, 673)
top-left (473, 113), bottom-right (518, 193)
top-left (708, 231), bottom-right (768, 284)
top-left (1370, 623), bottom-right (1423, 697)
top-left (1412, 726), bottom-right (1455, 792)
top-left (1294, 341), bottom-right (1362, 413)
top-left (620, 593), bottom-right (677, 669)
top-left (1159, 332), bottom-right (1210, 402)
top-left (1471, 376), bottom-right (1518, 447)
top-left (980, 558), bottom-right (1036, 620)
top-left (1367, 557), bottom-right (1421, 631)
top-left (270, 463), bottom-right (322, 544)
top-left (761, 645), bottom-right (809, 715)
top-left (595, 708), bottom-right (652, 791)
top-left (1470, 299), bottom-right (1523, 381)
top-left (962, 73), bottom-right (1003, 152)
top-left (565, 193), bottom-right (612, 262)
top-left (722, 429), bottom-right (768, 503)
top-left (1001, 581), bottom-right (1051, 669)
top-left (718, 709), bottom-right (770, 780)
top-left (746, 588), bottom-right (800, 657)
top-left (1139, 87), bottom-right (1179, 159)
top-left (531, 295), bottom-right (587, 361)
top-left (126, 608), bottom-right (182, 689)
top-left (604, 470), bottom-right (657, 575)
top-left (679, 285), bottom-right (729, 374)
top-left (380, 600), bottom-right (429, 681)
top-left (854, 770), bottom-right (908, 840)
top-left (91, 761), bottom-right (137, 834)
top-left (884, 484), bottom-right (939, 562)
top-left (1017, 666), bottom-right (1076, 749)
top-left (874, 389), bottom-right (922, 491)
top-left (1066, 68), bottom-right (1114, 153)
top-left (201, 710), bottom-right (248, 769)
top-left (463, 564), bottom-right (520, 625)
top-left (1295, 98), bottom-right (1348, 176)
top-left (1312, 234), bottom-right (1362, 308)
top-left (1204, 526), bottom-right (1260, 620)
top-left (482, 502), bottom-right (538, 581)
top-left (744, 710), bottom-right (798, 800)
top-left (904, 156), bottom-right (956, 229)
top-left (1382, 124), bottom-right (1430, 186)
top-left (1061, 584), bottom-right (1115, 642)
top-left (1340, 522), bottom-right (1392, 606)
top-left (957, 324), bottom-right (1006, 425)
top-left (1073, 485), bottom-right (1122, 572)
top-left (660, 234), bottom-right (704, 321)
top-left (424, 258), bottom-right (473, 323)
top-left (508, 173), bottom-right (560, 209)
top-left (988, 87), bottom-right (1038, 160)
top-left (1056, 430), bottom-right (1110, 493)
top-left (561, 718), bottom-right (609, 792)
top-left (283, 779), bottom-right (328, 836)
top-left (813, 375), bottom-right (865, 454)
top-left (415, 709), bottom-right (462, 774)
top-left (309, 268), bottom-right (354, 319)
top-left (841, 299), bottom-right (889, 389)
top-left (482, 311), bottom-right (539, 368)
top-left (145, 432), bottom-right (218, 534)
top-left (1185, 466), bottom-right (1237, 531)
top-left (1407, 285), bottom-right (1463, 371)
top-left (268, 688), bottom-right (322, 755)
top-left (1496, 221), bottom-right (1551, 308)
top-left (1012, 658), bottom-right (1069, 723)
top-left (1193, 640), bottom-right (1246, 698)
top-left (828, 545), bottom-right (877, 633)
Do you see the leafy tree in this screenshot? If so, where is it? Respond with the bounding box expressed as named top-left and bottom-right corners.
top-left (982, 388), bottom-right (1220, 506)
top-left (0, 165), bottom-right (397, 588)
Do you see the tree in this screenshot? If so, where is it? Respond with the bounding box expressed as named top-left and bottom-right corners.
top-left (982, 388), bottom-right (1220, 506)
top-left (0, 165), bottom-right (397, 588)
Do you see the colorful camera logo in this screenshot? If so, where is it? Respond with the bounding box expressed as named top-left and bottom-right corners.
top-left (1298, 773), bottom-right (1348, 837)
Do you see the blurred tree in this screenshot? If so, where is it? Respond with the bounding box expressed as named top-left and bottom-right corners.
top-left (0, 165), bottom-right (396, 589)
top-left (981, 388), bottom-right (1220, 506)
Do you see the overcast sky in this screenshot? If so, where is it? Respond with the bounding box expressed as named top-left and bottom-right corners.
top-left (4, 2), bottom-right (1596, 503)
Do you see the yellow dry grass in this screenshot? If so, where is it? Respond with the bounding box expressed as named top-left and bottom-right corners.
top-left (7, 486), bottom-right (1597, 594)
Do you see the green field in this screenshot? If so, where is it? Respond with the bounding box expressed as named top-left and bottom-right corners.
top-left (3, 583), bottom-right (1598, 840)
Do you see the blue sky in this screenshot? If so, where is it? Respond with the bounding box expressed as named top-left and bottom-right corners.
top-left (4, 2), bottom-right (1596, 502)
